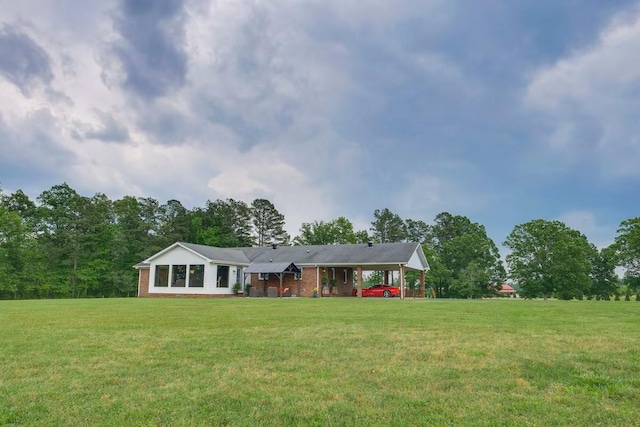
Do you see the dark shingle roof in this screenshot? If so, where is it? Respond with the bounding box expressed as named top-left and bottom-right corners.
top-left (240, 242), bottom-right (426, 268)
top-left (142, 242), bottom-right (429, 271)
top-left (174, 242), bottom-right (251, 265)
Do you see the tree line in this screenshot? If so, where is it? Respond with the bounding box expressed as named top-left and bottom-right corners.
top-left (1, 183), bottom-right (639, 300)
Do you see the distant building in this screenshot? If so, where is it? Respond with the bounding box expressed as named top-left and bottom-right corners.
top-left (497, 283), bottom-right (517, 297)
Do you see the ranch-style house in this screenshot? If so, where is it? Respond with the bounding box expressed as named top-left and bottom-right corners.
top-left (134, 241), bottom-right (430, 298)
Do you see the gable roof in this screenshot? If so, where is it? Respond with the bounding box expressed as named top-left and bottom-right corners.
top-left (498, 284), bottom-right (516, 293)
top-left (244, 262), bottom-right (301, 274)
top-left (145, 242), bottom-right (251, 266)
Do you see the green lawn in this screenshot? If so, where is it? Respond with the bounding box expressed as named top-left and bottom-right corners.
top-left (0, 298), bottom-right (638, 426)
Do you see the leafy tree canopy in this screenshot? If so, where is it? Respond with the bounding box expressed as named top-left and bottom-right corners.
top-left (504, 219), bottom-right (593, 300)
top-left (251, 199), bottom-right (290, 246)
top-left (427, 212), bottom-right (505, 298)
top-left (294, 217), bottom-right (368, 245)
top-left (370, 208), bottom-right (406, 243)
top-left (589, 245), bottom-right (619, 300)
top-left (614, 217), bottom-right (640, 280)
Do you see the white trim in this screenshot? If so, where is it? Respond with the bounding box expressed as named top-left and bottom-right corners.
top-left (144, 242), bottom-right (210, 263)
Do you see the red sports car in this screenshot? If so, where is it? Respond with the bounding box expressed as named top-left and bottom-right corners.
top-left (352, 284), bottom-right (400, 298)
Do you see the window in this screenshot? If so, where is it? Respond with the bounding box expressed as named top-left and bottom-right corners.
top-left (172, 265), bottom-right (186, 287)
top-left (295, 272), bottom-right (302, 280)
top-left (155, 265), bottom-right (169, 287)
top-left (217, 265), bottom-right (229, 288)
top-left (331, 268), bottom-right (336, 280)
top-left (189, 265), bottom-right (204, 287)
top-left (258, 273), bottom-right (270, 280)
top-left (343, 269), bottom-right (348, 284)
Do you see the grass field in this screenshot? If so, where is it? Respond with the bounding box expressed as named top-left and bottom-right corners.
top-left (1, 298), bottom-right (639, 426)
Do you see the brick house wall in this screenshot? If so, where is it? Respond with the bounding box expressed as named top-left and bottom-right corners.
top-left (248, 266), bottom-right (354, 297)
top-left (138, 267), bottom-right (150, 297)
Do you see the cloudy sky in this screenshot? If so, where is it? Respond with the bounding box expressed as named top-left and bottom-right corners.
top-left (1, 0), bottom-right (640, 251)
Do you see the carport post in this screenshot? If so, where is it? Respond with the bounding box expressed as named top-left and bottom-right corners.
top-left (356, 266), bottom-right (363, 298)
top-left (316, 266), bottom-right (321, 298)
top-left (420, 270), bottom-right (425, 298)
top-left (399, 265), bottom-right (405, 300)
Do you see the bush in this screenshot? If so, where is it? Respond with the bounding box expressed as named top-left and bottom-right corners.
top-left (232, 282), bottom-right (241, 295)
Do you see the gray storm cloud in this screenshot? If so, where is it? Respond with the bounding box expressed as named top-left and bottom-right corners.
top-left (0, 24), bottom-right (53, 95)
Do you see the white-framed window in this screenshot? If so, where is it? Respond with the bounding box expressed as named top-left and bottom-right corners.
top-left (155, 265), bottom-right (169, 287)
top-left (189, 265), bottom-right (204, 287)
top-left (259, 272), bottom-right (269, 280)
top-left (295, 272), bottom-right (302, 280)
top-left (217, 265), bottom-right (230, 288)
top-left (331, 268), bottom-right (336, 280)
top-left (343, 269), bottom-right (348, 284)
top-left (172, 265), bottom-right (187, 287)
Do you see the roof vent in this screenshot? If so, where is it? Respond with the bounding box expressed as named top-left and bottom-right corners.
top-left (272, 243), bottom-right (277, 250)
top-left (367, 241), bottom-right (373, 247)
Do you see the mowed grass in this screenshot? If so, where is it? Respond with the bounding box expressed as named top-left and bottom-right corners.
top-left (0, 298), bottom-right (639, 426)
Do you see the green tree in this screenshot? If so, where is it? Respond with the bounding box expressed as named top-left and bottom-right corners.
top-left (370, 208), bottom-right (406, 243)
top-left (113, 196), bottom-right (150, 259)
top-left (251, 199), bottom-right (289, 246)
top-left (294, 216), bottom-right (365, 245)
top-left (589, 245), bottom-right (619, 300)
top-left (0, 199), bottom-right (20, 298)
top-left (74, 193), bottom-right (116, 297)
top-left (614, 217), bottom-right (640, 292)
top-left (36, 183), bottom-right (85, 298)
top-left (364, 271), bottom-right (384, 287)
top-left (113, 196), bottom-right (155, 295)
top-left (0, 210), bottom-right (46, 299)
top-left (193, 199), bottom-right (254, 247)
top-left (353, 229), bottom-right (370, 244)
top-left (428, 212), bottom-right (504, 298)
top-left (1, 188), bottom-right (48, 299)
top-left (157, 199), bottom-right (191, 246)
top-left (331, 217), bottom-right (364, 244)
top-left (223, 199), bottom-right (254, 247)
top-left (504, 219), bottom-right (593, 300)
top-left (623, 276), bottom-right (640, 301)
top-left (137, 197), bottom-right (164, 255)
top-left (450, 260), bottom-right (491, 299)
top-left (295, 220), bottom-right (335, 245)
top-left (405, 219), bottom-right (430, 244)
top-left (2, 189), bottom-right (37, 223)
top-left (423, 245), bottom-right (452, 298)
top-left (428, 212), bottom-right (479, 246)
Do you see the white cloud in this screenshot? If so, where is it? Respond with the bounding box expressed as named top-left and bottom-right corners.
top-left (556, 210), bottom-right (616, 249)
top-left (1, 0), bottom-right (364, 236)
top-left (396, 173), bottom-right (448, 218)
top-left (526, 8), bottom-right (640, 176)
top-left (8, 0), bottom-right (633, 248)
top-left (328, 0), bottom-right (449, 31)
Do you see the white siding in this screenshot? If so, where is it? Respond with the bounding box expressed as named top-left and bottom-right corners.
top-left (148, 246), bottom-right (238, 295)
top-left (407, 249), bottom-right (427, 271)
